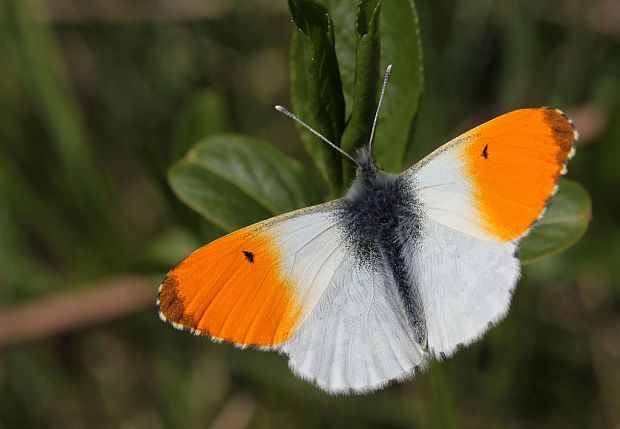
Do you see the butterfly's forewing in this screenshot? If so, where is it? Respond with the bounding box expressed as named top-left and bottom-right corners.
top-left (158, 202), bottom-right (341, 347)
top-left (401, 107), bottom-right (576, 357)
top-left (407, 108), bottom-right (576, 241)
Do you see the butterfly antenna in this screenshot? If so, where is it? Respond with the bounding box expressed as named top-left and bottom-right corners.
top-left (275, 105), bottom-right (360, 166)
top-left (368, 64), bottom-right (393, 154)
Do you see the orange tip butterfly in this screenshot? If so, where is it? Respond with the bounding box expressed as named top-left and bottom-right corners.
top-left (158, 65), bottom-right (576, 394)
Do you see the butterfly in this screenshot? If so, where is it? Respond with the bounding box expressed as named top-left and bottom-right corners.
top-left (158, 65), bottom-right (576, 394)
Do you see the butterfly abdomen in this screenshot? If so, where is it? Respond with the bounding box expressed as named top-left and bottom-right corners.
top-left (337, 170), bottom-right (427, 345)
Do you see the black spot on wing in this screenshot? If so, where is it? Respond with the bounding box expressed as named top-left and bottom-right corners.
top-left (242, 250), bottom-right (254, 263)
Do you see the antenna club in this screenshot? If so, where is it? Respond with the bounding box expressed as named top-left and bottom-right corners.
top-left (367, 64), bottom-right (394, 157)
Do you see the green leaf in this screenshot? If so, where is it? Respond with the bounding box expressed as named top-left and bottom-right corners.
top-left (320, 0), bottom-right (357, 116)
top-left (173, 89), bottom-right (231, 161)
top-left (168, 134), bottom-right (322, 232)
top-left (289, 0), bottom-right (346, 195)
top-left (340, 0), bottom-right (382, 186)
top-left (172, 89), bottom-right (232, 243)
top-left (520, 179), bottom-right (592, 264)
top-left (325, 0), bottom-right (424, 173)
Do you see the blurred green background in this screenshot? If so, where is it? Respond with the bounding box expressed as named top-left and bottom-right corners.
top-left (0, 0), bottom-right (619, 427)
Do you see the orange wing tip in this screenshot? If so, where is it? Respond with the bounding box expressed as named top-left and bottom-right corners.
top-left (541, 107), bottom-right (577, 163)
top-left (548, 108), bottom-right (578, 172)
top-left (157, 274), bottom-right (199, 329)
top-left (156, 230), bottom-right (302, 348)
top-left (545, 107), bottom-right (578, 175)
top-left (549, 107), bottom-right (578, 135)
top-left (529, 107), bottom-right (577, 234)
top-left (463, 107), bottom-right (578, 241)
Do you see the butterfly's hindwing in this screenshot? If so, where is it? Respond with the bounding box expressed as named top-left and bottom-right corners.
top-left (281, 242), bottom-right (427, 393)
top-left (403, 216), bottom-right (520, 357)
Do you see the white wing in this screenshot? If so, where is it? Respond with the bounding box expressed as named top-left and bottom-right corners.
top-left (400, 218), bottom-right (519, 357)
top-left (280, 248), bottom-right (426, 393)
top-left (274, 204), bottom-right (426, 393)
